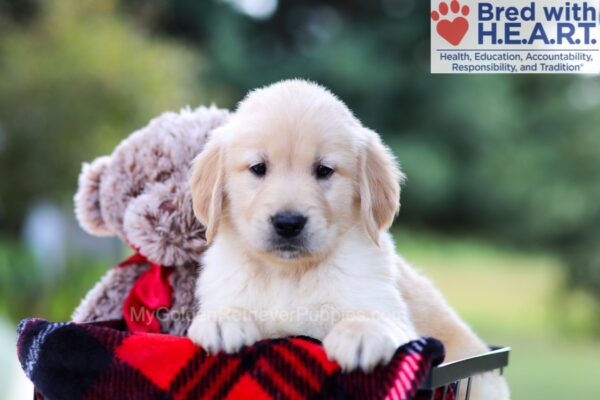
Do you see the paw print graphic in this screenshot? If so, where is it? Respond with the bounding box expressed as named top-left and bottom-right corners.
top-left (431, 0), bottom-right (470, 46)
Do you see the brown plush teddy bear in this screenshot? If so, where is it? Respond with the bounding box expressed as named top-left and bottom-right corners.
top-left (71, 105), bottom-right (229, 336)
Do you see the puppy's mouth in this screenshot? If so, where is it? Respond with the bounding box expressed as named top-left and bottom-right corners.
top-left (268, 240), bottom-right (310, 259)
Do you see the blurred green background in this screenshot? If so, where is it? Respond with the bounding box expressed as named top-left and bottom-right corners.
top-left (0, 0), bottom-right (599, 398)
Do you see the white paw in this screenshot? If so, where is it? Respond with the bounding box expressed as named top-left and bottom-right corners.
top-left (323, 319), bottom-right (411, 372)
top-left (187, 312), bottom-right (261, 354)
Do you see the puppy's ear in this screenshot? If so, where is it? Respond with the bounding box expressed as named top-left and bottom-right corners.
top-left (358, 129), bottom-right (404, 246)
top-left (190, 138), bottom-right (225, 244)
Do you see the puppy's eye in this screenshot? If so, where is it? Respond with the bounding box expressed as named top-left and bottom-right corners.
top-left (315, 164), bottom-right (334, 180)
top-left (249, 162), bottom-right (267, 177)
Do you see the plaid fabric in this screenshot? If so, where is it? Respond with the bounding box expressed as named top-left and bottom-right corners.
top-left (17, 318), bottom-right (448, 400)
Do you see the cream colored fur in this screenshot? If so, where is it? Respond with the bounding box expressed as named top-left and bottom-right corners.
top-left (188, 80), bottom-right (509, 399)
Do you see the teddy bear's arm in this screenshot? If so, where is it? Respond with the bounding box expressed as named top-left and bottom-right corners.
top-left (160, 262), bottom-right (199, 336)
top-left (72, 263), bottom-right (148, 323)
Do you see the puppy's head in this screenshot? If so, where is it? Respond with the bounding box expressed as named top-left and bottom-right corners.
top-left (191, 80), bottom-right (403, 263)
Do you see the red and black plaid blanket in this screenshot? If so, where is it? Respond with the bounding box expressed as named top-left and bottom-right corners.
top-left (17, 318), bottom-right (448, 400)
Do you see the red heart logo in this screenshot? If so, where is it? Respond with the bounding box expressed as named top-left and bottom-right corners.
top-left (436, 17), bottom-right (468, 46)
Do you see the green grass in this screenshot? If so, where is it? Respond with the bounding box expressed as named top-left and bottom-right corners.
top-left (393, 229), bottom-right (600, 400)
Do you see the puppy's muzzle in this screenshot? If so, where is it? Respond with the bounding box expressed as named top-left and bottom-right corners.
top-left (271, 211), bottom-right (307, 239)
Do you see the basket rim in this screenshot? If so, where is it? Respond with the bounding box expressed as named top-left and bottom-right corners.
top-left (420, 345), bottom-right (510, 389)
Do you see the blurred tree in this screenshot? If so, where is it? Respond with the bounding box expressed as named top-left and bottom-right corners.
top-left (0, 0), bottom-right (39, 26)
top-left (0, 0), bottom-right (205, 233)
top-left (119, 0), bottom-right (600, 318)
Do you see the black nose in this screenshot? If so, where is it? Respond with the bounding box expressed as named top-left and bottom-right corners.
top-left (271, 212), bottom-right (307, 238)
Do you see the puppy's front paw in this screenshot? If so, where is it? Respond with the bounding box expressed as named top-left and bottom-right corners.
top-left (187, 311), bottom-right (261, 354)
top-left (323, 319), bottom-right (410, 372)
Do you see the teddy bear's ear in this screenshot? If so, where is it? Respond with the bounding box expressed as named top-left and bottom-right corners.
top-left (74, 156), bottom-right (113, 236)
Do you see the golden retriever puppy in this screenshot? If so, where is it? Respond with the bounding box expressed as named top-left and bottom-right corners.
top-left (188, 80), bottom-right (509, 399)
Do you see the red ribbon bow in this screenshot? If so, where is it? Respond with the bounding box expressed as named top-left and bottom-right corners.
top-left (118, 251), bottom-right (173, 333)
